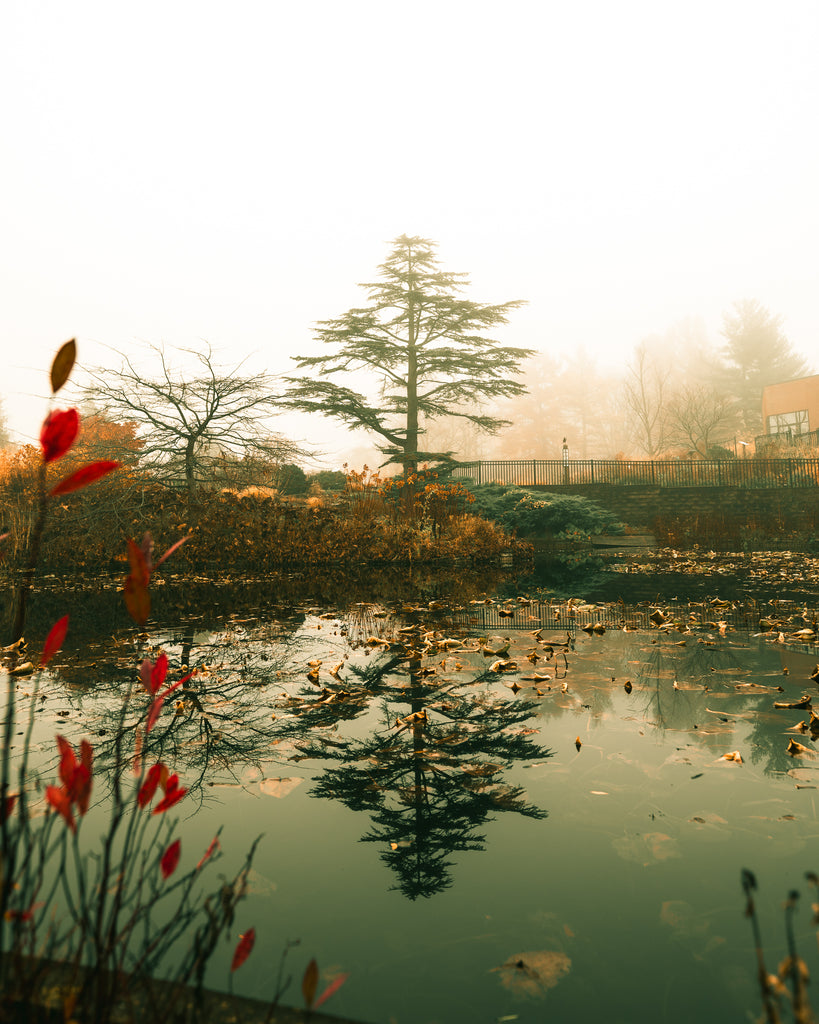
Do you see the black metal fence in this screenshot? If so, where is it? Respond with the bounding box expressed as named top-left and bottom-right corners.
top-left (439, 598), bottom-right (819, 633)
top-left (755, 428), bottom-right (819, 451)
top-left (451, 459), bottom-right (819, 489)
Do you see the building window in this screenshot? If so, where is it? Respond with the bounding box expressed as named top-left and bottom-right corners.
top-left (767, 410), bottom-right (809, 436)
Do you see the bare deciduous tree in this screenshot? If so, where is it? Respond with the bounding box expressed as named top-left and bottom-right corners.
top-left (84, 345), bottom-right (303, 499)
top-left (665, 384), bottom-right (737, 457)
top-left (622, 341), bottom-right (672, 456)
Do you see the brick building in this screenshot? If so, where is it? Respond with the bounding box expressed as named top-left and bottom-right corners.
top-left (761, 374), bottom-right (819, 441)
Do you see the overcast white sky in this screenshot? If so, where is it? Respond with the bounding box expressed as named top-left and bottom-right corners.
top-left (2, 0), bottom-right (817, 464)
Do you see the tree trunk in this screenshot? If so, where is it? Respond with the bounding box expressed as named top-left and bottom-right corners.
top-left (404, 241), bottom-right (419, 479)
top-left (185, 440), bottom-right (196, 508)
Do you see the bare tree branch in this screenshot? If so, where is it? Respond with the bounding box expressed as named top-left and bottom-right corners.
top-left (83, 344), bottom-right (304, 499)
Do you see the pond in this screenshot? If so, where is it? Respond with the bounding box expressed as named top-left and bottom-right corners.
top-left (7, 551), bottom-right (819, 1023)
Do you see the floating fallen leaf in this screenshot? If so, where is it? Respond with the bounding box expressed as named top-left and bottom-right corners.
top-left (491, 950), bottom-right (571, 997)
top-left (787, 739), bottom-right (816, 759)
top-left (613, 832), bottom-right (681, 865)
top-left (259, 777), bottom-right (304, 798)
top-left (719, 751), bottom-right (743, 764)
top-left (661, 900), bottom-right (710, 939)
top-left (773, 695), bottom-right (812, 709)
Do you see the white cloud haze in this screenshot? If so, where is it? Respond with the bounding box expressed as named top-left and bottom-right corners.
top-left (2, 0), bottom-right (817, 460)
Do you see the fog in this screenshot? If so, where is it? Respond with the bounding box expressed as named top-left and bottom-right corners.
top-left (2, 0), bottom-right (817, 462)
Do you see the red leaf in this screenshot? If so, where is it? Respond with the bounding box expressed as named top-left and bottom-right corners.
top-left (123, 538), bottom-right (151, 624)
top-left (160, 838), bottom-right (181, 879)
top-left (50, 339), bottom-right (76, 394)
top-left (153, 773), bottom-right (187, 814)
top-left (146, 673), bottom-right (190, 732)
top-left (45, 785), bottom-right (75, 832)
top-left (56, 735), bottom-right (77, 787)
top-left (124, 576), bottom-right (150, 625)
top-left (50, 460), bottom-right (120, 496)
top-left (196, 836), bottom-right (220, 870)
top-left (154, 535), bottom-right (191, 570)
top-left (41, 615), bottom-right (69, 667)
top-left (314, 972), bottom-right (350, 1010)
top-left (77, 740), bottom-right (93, 815)
top-left (153, 787), bottom-right (187, 815)
top-left (145, 693), bottom-right (165, 734)
top-left (231, 928), bottom-right (256, 971)
top-left (127, 537), bottom-right (150, 584)
top-left (150, 653), bottom-right (168, 694)
top-left (302, 958), bottom-right (319, 1009)
top-left (40, 408), bottom-right (80, 463)
top-left (137, 763), bottom-right (165, 808)
top-left (55, 735), bottom-right (92, 816)
top-left (139, 531), bottom-right (155, 569)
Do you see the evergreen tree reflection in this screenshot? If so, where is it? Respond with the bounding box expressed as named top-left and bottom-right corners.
top-left (298, 630), bottom-right (551, 900)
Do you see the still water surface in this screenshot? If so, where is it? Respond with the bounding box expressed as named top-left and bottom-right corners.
top-left (13, 556), bottom-right (819, 1023)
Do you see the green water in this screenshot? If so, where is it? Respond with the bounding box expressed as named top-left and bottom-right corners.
top-left (9, 558), bottom-right (819, 1023)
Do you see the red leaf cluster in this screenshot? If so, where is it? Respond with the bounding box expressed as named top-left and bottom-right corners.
top-left (142, 655), bottom-right (195, 734)
top-left (45, 736), bottom-right (93, 831)
top-left (40, 409), bottom-right (80, 463)
top-left (137, 762), bottom-right (187, 814)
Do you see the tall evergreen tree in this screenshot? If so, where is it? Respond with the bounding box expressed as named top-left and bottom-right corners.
top-left (285, 235), bottom-right (532, 474)
top-left (720, 300), bottom-right (810, 435)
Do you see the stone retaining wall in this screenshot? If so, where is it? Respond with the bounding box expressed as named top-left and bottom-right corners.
top-left (531, 484), bottom-right (819, 530)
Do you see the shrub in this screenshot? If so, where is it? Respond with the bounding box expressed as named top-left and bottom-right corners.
top-left (465, 484), bottom-right (625, 538)
top-left (307, 469), bottom-right (347, 492)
